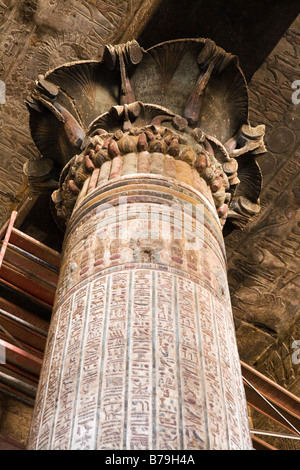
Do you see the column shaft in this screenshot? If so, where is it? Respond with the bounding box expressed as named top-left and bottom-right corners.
top-left (27, 175), bottom-right (252, 450)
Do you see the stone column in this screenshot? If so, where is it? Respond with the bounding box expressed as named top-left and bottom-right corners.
top-left (27, 123), bottom-right (253, 450)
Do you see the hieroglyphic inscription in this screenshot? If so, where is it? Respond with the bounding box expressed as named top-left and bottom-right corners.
top-left (213, 297), bottom-right (243, 449)
top-left (29, 265), bottom-right (252, 450)
top-left (127, 270), bottom-right (153, 450)
top-left (223, 299), bottom-right (253, 448)
top-left (33, 297), bottom-right (72, 449)
top-left (27, 177), bottom-right (252, 450)
top-left (224, 16), bottom-right (300, 369)
top-left (49, 287), bottom-right (87, 449)
top-left (176, 277), bottom-right (207, 450)
top-left (196, 284), bottom-right (227, 449)
top-left (27, 300), bottom-right (63, 449)
top-left (97, 271), bottom-right (129, 449)
top-left (71, 277), bottom-right (107, 449)
top-left (155, 271), bottom-right (180, 450)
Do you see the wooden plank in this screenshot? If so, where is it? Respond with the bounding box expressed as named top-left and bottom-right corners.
top-left (0, 329), bottom-right (44, 362)
top-left (0, 365), bottom-right (39, 394)
top-left (1, 362), bottom-right (40, 387)
top-left (0, 298), bottom-right (49, 333)
top-left (0, 383), bottom-right (35, 406)
top-left (0, 338), bottom-right (42, 377)
top-left (242, 361), bottom-right (300, 435)
top-left (0, 309), bottom-right (47, 353)
top-left (251, 434), bottom-right (277, 450)
top-left (9, 228), bottom-right (61, 269)
top-left (0, 211), bottom-right (17, 269)
top-left (2, 244), bottom-right (59, 287)
top-left (0, 279), bottom-right (52, 321)
top-left (0, 264), bottom-right (55, 306)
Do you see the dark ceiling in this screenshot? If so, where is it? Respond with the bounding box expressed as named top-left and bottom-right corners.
top-left (138, 0), bottom-right (300, 81)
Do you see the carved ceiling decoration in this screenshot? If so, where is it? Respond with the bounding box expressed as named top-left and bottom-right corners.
top-left (225, 15), bottom-right (300, 404)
